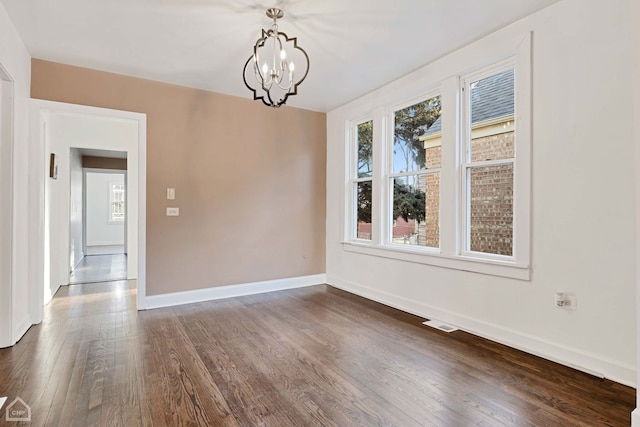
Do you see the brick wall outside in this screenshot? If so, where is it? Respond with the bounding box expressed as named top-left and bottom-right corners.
top-left (469, 162), bottom-right (513, 255)
top-left (469, 132), bottom-right (514, 255)
top-left (471, 132), bottom-right (514, 162)
top-left (417, 177), bottom-right (440, 247)
top-left (416, 144), bottom-right (441, 247)
top-left (419, 130), bottom-right (514, 254)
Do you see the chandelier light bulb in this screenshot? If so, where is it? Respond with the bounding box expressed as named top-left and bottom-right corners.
top-left (280, 49), bottom-right (287, 60)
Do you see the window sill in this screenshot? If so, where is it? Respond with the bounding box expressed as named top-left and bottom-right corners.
top-left (342, 241), bottom-right (530, 280)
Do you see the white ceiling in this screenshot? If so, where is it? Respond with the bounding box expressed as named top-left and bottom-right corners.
top-left (1, 0), bottom-right (561, 112)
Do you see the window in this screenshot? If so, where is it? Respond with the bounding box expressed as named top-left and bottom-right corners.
top-left (462, 67), bottom-right (515, 257)
top-left (343, 33), bottom-right (531, 280)
top-left (352, 119), bottom-right (373, 240)
top-left (110, 182), bottom-right (125, 222)
top-left (390, 96), bottom-right (441, 248)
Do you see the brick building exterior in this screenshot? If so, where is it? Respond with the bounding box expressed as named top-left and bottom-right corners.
top-left (419, 69), bottom-right (514, 255)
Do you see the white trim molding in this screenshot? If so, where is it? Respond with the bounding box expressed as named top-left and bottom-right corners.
top-left (29, 99), bottom-right (147, 325)
top-left (341, 33), bottom-right (532, 280)
top-left (327, 274), bottom-right (636, 388)
top-left (142, 274), bottom-right (327, 310)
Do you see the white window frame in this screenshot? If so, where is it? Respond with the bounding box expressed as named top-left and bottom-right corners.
top-left (109, 181), bottom-right (125, 223)
top-left (385, 92), bottom-right (442, 252)
top-left (343, 33), bottom-right (531, 280)
top-left (348, 115), bottom-right (375, 242)
top-left (459, 61), bottom-right (516, 261)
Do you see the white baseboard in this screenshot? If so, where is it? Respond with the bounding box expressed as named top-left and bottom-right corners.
top-left (141, 274), bottom-right (327, 310)
top-left (43, 282), bottom-right (60, 305)
top-left (327, 274), bottom-right (636, 388)
top-left (633, 409), bottom-right (640, 427)
top-left (11, 314), bottom-right (32, 345)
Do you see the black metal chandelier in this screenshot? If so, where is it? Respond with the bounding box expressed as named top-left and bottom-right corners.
top-left (243, 8), bottom-right (309, 108)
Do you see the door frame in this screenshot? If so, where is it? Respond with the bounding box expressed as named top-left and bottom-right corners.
top-left (81, 167), bottom-right (127, 258)
top-left (29, 100), bottom-right (147, 325)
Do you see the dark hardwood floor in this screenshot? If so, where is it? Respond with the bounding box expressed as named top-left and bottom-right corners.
top-left (0, 282), bottom-right (634, 426)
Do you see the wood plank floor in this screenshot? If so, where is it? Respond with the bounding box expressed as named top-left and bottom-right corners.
top-left (69, 254), bottom-right (127, 284)
top-left (0, 282), bottom-right (634, 426)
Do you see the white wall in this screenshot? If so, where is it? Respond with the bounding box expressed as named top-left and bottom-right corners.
top-left (0, 2), bottom-right (31, 348)
top-left (327, 0), bottom-right (636, 386)
top-left (0, 61), bottom-right (14, 349)
top-left (44, 111), bottom-right (139, 301)
top-left (69, 148), bottom-right (83, 269)
top-left (85, 171), bottom-right (125, 247)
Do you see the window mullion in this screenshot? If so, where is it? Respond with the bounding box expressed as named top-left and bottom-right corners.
top-left (463, 158), bottom-right (514, 169)
top-left (371, 107), bottom-right (386, 245)
top-left (513, 32), bottom-right (532, 265)
top-left (439, 76), bottom-right (459, 256)
top-left (389, 168), bottom-right (440, 179)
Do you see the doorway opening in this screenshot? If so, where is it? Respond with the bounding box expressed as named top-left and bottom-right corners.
top-left (69, 149), bottom-right (129, 284)
top-left (29, 100), bottom-right (147, 328)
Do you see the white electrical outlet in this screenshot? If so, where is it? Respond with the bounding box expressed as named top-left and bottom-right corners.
top-left (555, 292), bottom-right (566, 307)
top-left (555, 292), bottom-right (577, 310)
top-left (166, 207), bottom-right (179, 216)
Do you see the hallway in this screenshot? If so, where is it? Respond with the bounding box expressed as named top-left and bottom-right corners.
top-left (69, 254), bottom-right (127, 284)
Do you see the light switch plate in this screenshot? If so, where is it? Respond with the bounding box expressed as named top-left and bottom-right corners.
top-left (166, 207), bottom-right (179, 216)
top-left (167, 188), bottom-right (175, 200)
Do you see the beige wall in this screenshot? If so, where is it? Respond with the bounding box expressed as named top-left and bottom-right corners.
top-left (31, 59), bottom-right (326, 295)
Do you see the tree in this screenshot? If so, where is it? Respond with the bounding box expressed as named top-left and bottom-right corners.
top-left (357, 181), bottom-right (372, 224)
top-left (357, 180), bottom-right (426, 225)
top-left (393, 180), bottom-right (425, 223)
top-left (393, 96), bottom-right (441, 172)
top-left (356, 97), bottom-right (440, 226)
top-left (357, 121), bottom-right (373, 177)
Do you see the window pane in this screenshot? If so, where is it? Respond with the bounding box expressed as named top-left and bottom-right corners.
top-left (357, 120), bottom-right (373, 178)
top-left (392, 174), bottom-right (437, 247)
top-left (356, 181), bottom-right (372, 240)
top-left (111, 183), bottom-right (125, 222)
top-left (424, 141), bottom-right (441, 169)
top-left (468, 164), bottom-right (513, 255)
top-left (393, 96), bottom-right (441, 173)
top-left (469, 69), bottom-right (514, 162)
top-left (417, 173), bottom-right (439, 248)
